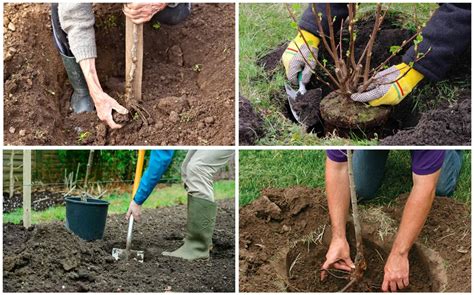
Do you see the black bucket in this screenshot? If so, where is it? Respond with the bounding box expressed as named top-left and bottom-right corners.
top-left (65, 197), bottom-right (109, 241)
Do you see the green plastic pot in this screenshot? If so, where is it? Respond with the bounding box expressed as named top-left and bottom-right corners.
top-left (65, 197), bottom-right (109, 241)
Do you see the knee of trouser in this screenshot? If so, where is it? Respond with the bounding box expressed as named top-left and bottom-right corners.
top-left (355, 185), bottom-right (378, 202)
top-left (154, 4), bottom-right (191, 25)
top-left (435, 178), bottom-right (456, 197)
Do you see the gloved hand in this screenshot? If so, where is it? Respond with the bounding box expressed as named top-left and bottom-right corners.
top-left (126, 200), bottom-right (142, 222)
top-left (351, 63), bottom-right (424, 107)
top-left (282, 30), bottom-right (320, 85)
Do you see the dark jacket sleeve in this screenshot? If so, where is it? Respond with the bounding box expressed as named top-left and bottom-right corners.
top-left (299, 3), bottom-right (349, 37)
top-left (403, 4), bottom-right (471, 81)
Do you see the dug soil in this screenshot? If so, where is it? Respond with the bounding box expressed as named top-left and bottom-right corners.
top-left (4, 4), bottom-right (234, 146)
top-left (4, 200), bottom-right (235, 292)
top-left (256, 14), bottom-right (471, 145)
top-left (239, 96), bottom-right (265, 145)
top-left (239, 187), bottom-right (470, 292)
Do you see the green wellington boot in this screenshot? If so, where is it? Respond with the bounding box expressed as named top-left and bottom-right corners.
top-left (60, 53), bottom-right (94, 113)
top-left (162, 196), bottom-right (217, 261)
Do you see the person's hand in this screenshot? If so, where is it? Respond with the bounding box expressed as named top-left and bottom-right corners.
top-left (281, 30), bottom-right (320, 85)
top-left (351, 63), bottom-right (424, 107)
top-left (320, 238), bottom-right (355, 281)
top-left (126, 200), bottom-right (142, 222)
top-left (381, 252), bottom-right (409, 292)
top-left (91, 91), bottom-right (128, 129)
top-left (123, 3), bottom-right (167, 24)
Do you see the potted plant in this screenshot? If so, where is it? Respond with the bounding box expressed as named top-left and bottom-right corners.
top-left (65, 150), bottom-right (109, 241)
top-left (287, 4), bottom-right (429, 135)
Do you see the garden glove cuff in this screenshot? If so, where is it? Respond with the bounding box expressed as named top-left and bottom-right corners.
top-left (282, 30), bottom-right (320, 85)
top-left (351, 63), bottom-right (424, 106)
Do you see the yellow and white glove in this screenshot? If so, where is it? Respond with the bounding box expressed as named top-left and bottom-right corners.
top-left (282, 30), bottom-right (320, 85)
top-left (351, 63), bottom-right (424, 106)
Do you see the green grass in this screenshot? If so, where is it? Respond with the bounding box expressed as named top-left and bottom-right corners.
top-left (239, 3), bottom-right (459, 146)
top-left (239, 150), bottom-right (471, 206)
top-left (3, 180), bottom-right (235, 224)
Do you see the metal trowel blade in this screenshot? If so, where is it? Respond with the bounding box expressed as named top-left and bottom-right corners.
top-left (285, 83), bottom-right (303, 123)
top-left (112, 248), bottom-right (144, 263)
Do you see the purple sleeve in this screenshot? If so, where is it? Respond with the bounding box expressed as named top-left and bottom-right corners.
top-left (411, 151), bottom-right (445, 175)
top-left (326, 150), bottom-right (348, 162)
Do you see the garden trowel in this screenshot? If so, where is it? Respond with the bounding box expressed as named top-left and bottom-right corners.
top-left (285, 71), bottom-right (307, 124)
top-left (112, 150), bottom-right (146, 263)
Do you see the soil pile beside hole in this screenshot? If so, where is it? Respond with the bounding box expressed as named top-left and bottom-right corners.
top-left (380, 95), bottom-right (471, 145)
top-left (239, 96), bottom-right (265, 145)
top-left (240, 187), bottom-right (466, 292)
top-left (3, 200), bottom-right (235, 292)
top-left (4, 3), bottom-right (234, 145)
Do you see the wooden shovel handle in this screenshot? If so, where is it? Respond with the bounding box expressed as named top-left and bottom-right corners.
top-left (131, 150), bottom-right (146, 200)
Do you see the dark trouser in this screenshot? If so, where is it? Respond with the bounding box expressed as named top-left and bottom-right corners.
top-left (353, 150), bottom-right (463, 201)
top-left (51, 3), bottom-right (192, 57)
top-left (299, 3), bottom-right (471, 81)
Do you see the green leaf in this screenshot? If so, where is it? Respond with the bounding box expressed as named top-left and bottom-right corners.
top-left (389, 45), bottom-right (401, 54)
top-left (290, 21), bottom-right (298, 29)
top-left (291, 3), bottom-right (301, 10)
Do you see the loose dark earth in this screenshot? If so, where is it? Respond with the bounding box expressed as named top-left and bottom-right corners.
top-left (240, 187), bottom-right (470, 292)
top-left (4, 200), bottom-right (235, 292)
top-left (4, 4), bottom-right (234, 145)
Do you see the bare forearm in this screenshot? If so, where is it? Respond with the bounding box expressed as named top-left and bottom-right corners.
top-left (391, 171), bottom-right (440, 256)
top-left (79, 58), bottom-right (103, 98)
top-left (325, 158), bottom-right (351, 240)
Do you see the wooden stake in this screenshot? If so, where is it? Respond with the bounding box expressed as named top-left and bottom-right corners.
top-left (23, 150), bottom-right (32, 229)
top-left (125, 18), bottom-right (143, 102)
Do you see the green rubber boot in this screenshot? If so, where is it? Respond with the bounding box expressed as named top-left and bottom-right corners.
top-left (162, 196), bottom-right (217, 261)
top-left (60, 53), bottom-right (94, 113)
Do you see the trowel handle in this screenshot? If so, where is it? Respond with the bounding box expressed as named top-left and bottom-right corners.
top-left (126, 215), bottom-right (134, 251)
top-left (297, 71), bottom-right (307, 95)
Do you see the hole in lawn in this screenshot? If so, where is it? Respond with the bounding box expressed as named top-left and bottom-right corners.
top-left (282, 237), bottom-right (445, 292)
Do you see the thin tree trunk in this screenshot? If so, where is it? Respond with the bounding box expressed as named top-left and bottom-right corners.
top-left (83, 150), bottom-right (95, 201)
top-left (347, 150), bottom-right (365, 273)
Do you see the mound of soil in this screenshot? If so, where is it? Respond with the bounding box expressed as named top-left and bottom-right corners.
top-left (380, 95), bottom-right (471, 145)
top-left (255, 13), bottom-right (471, 145)
top-left (3, 200), bottom-right (235, 292)
top-left (239, 187), bottom-right (470, 292)
top-left (3, 190), bottom-right (66, 213)
top-left (4, 3), bottom-right (234, 145)
top-left (239, 96), bottom-right (265, 145)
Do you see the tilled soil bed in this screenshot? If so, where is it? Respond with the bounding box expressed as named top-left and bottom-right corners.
top-left (256, 14), bottom-right (471, 145)
top-left (239, 187), bottom-right (470, 292)
top-left (4, 200), bottom-right (235, 292)
top-left (4, 3), bottom-right (234, 145)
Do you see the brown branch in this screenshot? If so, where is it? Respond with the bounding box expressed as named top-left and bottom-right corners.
top-left (311, 4), bottom-right (337, 62)
top-left (362, 4), bottom-right (382, 84)
top-left (339, 278), bottom-right (357, 292)
top-left (325, 4), bottom-right (339, 59)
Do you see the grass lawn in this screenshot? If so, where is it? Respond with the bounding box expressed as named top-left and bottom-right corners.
top-left (239, 150), bottom-right (471, 206)
top-left (239, 3), bottom-right (466, 145)
top-left (3, 180), bottom-right (235, 224)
